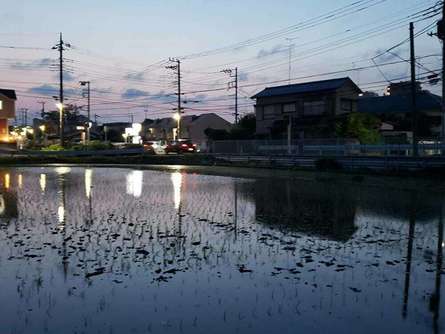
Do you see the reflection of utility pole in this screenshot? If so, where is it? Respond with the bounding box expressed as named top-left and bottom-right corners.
top-left (432, 204), bottom-right (444, 334)
top-left (403, 192), bottom-right (417, 318)
top-left (234, 181), bottom-right (238, 241)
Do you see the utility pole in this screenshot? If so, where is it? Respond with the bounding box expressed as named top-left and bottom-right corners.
top-left (52, 32), bottom-right (71, 146)
top-left (19, 108), bottom-right (28, 126)
top-left (438, 7), bottom-right (445, 154)
top-left (80, 81), bottom-right (91, 144)
top-left (221, 67), bottom-right (239, 124)
top-left (38, 101), bottom-right (46, 117)
top-left (410, 22), bottom-right (418, 157)
top-left (166, 58), bottom-right (183, 139)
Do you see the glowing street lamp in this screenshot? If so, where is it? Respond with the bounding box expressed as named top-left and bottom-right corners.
top-left (56, 102), bottom-right (64, 146)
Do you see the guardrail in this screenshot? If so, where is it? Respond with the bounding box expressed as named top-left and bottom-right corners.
top-left (211, 140), bottom-right (445, 157)
top-left (214, 154), bottom-right (445, 170)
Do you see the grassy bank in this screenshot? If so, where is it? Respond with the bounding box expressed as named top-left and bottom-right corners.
top-left (0, 154), bottom-right (444, 181)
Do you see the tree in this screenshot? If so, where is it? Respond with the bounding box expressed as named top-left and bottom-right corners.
top-left (204, 113), bottom-right (257, 141)
top-left (336, 112), bottom-right (381, 144)
top-left (229, 113), bottom-right (256, 139)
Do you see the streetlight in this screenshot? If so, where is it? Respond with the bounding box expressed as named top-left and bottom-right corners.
top-left (56, 102), bottom-right (64, 146)
top-left (79, 80), bottom-right (91, 144)
top-left (39, 125), bottom-right (47, 146)
top-left (173, 112), bottom-right (181, 140)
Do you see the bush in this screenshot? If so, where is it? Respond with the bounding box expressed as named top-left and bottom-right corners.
top-left (42, 144), bottom-right (64, 151)
top-left (315, 158), bottom-right (342, 171)
top-left (86, 140), bottom-right (112, 150)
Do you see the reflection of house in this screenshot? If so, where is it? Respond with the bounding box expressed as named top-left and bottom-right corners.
top-left (248, 178), bottom-right (357, 242)
top-left (0, 89), bottom-right (16, 142)
top-left (143, 113), bottom-right (232, 146)
top-left (358, 91), bottom-right (442, 142)
top-left (251, 77), bottom-right (362, 139)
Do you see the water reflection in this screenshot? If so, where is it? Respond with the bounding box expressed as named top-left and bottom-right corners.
top-left (0, 167), bottom-right (444, 334)
top-left (171, 171), bottom-right (182, 210)
top-left (126, 170), bottom-right (143, 198)
top-left (39, 173), bottom-right (46, 193)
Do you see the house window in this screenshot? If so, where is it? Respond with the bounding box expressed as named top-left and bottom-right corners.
top-left (263, 105), bottom-right (276, 120)
top-left (283, 103), bottom-right (296, 113)
top-left (341, 98), bottom-right (354, 112)
top-left (303, 101), bottom-right (325, 116)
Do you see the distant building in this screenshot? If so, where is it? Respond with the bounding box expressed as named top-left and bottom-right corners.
top-left (251, 77), bottom-right (362, 139)
top-left (0, 89), bottom-right (17, 142)
top-left (358, 91), bottom-right (442, 142)
top-left (102, 122), bottom-right (132, 142)
top-left (384, 81), bottom-right (422, 96)
top-left (143, 113), bottom-right (232, 147)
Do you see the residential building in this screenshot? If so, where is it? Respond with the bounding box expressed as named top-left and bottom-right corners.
top-left (0, 89), bottom-right (17, 142)
top-left (143, 113), bottom-right (232, 148)
top-left (358, 91), bottom-right (442, 143)
top-left (251, 77), bottom-right (362, 139)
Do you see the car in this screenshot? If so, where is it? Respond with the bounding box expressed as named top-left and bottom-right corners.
top-left (165, 139), bottom-right (197, 154)
top-left (142, 141), bottom-right (155, 154)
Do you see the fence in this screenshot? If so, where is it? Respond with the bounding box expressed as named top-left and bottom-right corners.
top-left (209, 139), bottom-right (445, 157)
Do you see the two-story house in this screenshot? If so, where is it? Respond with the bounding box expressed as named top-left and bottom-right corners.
top-left (251, 77), bottom-right (362, 139)
top-left (0, 89), bottom-right (16, 142)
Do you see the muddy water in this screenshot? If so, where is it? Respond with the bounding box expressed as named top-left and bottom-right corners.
top-left (0, 166), bottom-right (443, 334)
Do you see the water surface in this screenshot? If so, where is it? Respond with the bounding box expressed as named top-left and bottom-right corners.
top-left (0, 167), bottom-right (443, 333)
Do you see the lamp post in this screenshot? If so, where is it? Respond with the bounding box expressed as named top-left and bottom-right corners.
top-left (173, 112), bottom-right (181, 140)
top-left (56, 102), bottom-right (64, 147)
top-left (39, 125), bottom-right (47, 146)
top-left (79, 81), bottom-right (91, 144)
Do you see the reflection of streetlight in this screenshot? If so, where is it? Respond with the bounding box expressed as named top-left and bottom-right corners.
top-left (40, 174), bottom-right (46, 193)
top-left (171, 171), bottom-right (182, 210)
top-left (4, 173), bottom-right (10, 190)
top-left (126, 170), bottom-right (143, 198)
top-left (173, 113), bottom-right (181, 140)
top-left (85, 169), bottom-right (93, 199)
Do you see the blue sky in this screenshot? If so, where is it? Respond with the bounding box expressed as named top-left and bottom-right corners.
top-left (0, 0), bottom-right (442, 122)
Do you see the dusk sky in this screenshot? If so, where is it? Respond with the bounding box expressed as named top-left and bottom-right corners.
top-left (0, 0), bottom-right (442, 123)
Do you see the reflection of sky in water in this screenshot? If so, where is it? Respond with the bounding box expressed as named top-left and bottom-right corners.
top-left (0, 167), bottom-right (443, 334)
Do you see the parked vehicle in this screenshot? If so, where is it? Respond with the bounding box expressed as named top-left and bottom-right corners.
top-left (142, 141), bottom-right (155, 154)
top-left (165, 139), bottom-right (197, 154)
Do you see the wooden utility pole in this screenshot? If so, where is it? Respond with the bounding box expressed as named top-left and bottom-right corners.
top-left (166, 58), bottom-right (182, 139)
top-left (410, 22), bottom-right (418, 157)
top-left (221, 67), bottom-right (239, 124)
top-left (53, 33), bottom-right (70, 146)
top-left (438, 7), bottom-right (445, 154)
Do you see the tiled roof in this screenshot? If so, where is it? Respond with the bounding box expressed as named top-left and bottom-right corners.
top-left (251, 77), bottom-right (360, 99)
top-left (0, 89), bottom-right (17, 100)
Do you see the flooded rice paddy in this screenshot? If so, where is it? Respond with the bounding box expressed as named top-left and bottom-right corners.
top-left (0, 166), bottom-right (444, 334)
